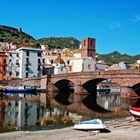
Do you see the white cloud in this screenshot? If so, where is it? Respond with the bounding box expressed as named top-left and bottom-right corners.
top-left (132, 15), bottom-right (140, 22)
top-left (108, 22), bottom-right (121, 29)
top-left (91, 17), bottom-right (121, 29)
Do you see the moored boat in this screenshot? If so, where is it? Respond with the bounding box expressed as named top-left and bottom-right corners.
top-left (129, 106), bottom-right (140, 120)
top-left (74, 119), bottom-right (107, 130)
top-left (4, 86), bottom-right (37, 94)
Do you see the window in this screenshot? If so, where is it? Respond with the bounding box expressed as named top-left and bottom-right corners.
top-left (88, 64), bottom-right (91, 70)
top-left (61, 67), bottom-right (63, 71)
top-left (37, 52), bottom-right (41, 57)
top-left (84, 40), bottom-right (86, 46)
top-left (10, 53), bottom-right (12, 57)
top-left (9, 71), bottom-right (12, 76)
top-left (26, 72), bottom-right (28, 78)
top-left (4, 59), bottom-right (6, 64)
top-left (16, 72), bottom-right (19, 76)
top-left (43, 58), bottom-right (45, 63)
top-left (91, 40), bottom-right (93, 46)
top-left (38, 59), bottom-right (41, 64)
top-left (37, 65), bottom-right (41, 70)
top-left (25, 66), bottom-right (29, 71)
top-left (16, 53), bottom-right (19, 57)
top-left (16, 60), bottom-right (19, 65)
top-left (26, 51), bottom-right (29, 56)
top-left (26, 58), bottom-right (29, 64)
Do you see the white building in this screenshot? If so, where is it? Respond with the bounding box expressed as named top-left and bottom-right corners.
top-left (6, 47), bottom-right (44, 79)
top-left (72, 57), bottom-right (96, 72)
top-left (96, 61), bottom-right (108, 71)
top-left (6, 51), bottom-right (20, 79)
top-left (52, 55), bottom-right (67, 74)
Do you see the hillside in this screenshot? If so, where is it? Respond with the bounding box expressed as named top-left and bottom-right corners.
top-left (0, 25), bottom-right (36, 47)
top-left (98, 51), bottom-right (140, 64)
top-left (37, 37), bottom-right (80, 50)
top-left (0, 25), bottom-right (140, 64)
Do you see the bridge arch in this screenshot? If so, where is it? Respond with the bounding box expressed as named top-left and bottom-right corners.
top-left (82, 78), bottom-right (106, 93)
top-left (54, 79), bottom-right (74, 92)
top-left (132, 82), bottom-right (140, 96)
top-left (49, 79), bottom-right (74, 105)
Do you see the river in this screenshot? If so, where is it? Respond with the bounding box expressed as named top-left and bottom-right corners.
top-left (0, 91), bottom-right (139, 133)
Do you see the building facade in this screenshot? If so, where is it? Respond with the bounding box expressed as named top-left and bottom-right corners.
top-left (6, 47), bottom-right (44, 79)
top-left (72, 57), bottom-right (96, 72)
top-left (0, 51), bottom-right (7, 80)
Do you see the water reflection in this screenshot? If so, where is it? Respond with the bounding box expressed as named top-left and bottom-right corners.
top-left (0, 91), bottom-right (138, 133)
top-left (97, 93), bottom-right (121, 111)
top-left (0, 94), bottom-right (77, 133)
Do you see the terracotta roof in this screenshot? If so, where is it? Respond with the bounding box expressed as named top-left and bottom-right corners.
top-left (54, 56), bottom-right (65, 64)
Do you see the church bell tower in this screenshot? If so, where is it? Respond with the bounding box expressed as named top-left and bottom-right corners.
top-left (81, 38), bottom-right (96, 59)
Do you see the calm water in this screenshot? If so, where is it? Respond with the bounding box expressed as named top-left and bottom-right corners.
top-left (0, 92), bottom-right (139, 133)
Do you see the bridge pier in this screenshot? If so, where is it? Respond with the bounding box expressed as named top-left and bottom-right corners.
top-left (120, 86), bottom-right (138, 98)
top-left (48, 84), bottom-right (59, 93)
top-left (73, 85), bottom-right (89, 104)
top-left (74, 85), bottom-right (87, 94)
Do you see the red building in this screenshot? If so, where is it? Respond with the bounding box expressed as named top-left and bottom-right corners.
top-left (81, 38), bottom-right (96, 59)
top-left (0, 51), bottom-right (7, 80)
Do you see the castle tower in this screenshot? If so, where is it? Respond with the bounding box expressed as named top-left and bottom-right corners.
top-left (81, 38), bottom-right (96, 59)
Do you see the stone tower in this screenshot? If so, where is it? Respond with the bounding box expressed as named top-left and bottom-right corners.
top-left (81, 38), bottom-right (96, 59)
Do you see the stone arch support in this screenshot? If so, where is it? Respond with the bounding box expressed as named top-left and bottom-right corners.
top-left (120, 86), bottom-right (138, 98)
top-left (74, 85), bottom-right (88, 94)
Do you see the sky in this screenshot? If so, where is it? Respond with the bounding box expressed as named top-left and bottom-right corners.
top-left (1, 0), bottom-right (140, 55)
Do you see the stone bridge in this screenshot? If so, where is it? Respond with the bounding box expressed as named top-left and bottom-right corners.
top-left (46, 69), bottom-right (140, 115)
top-left (48, 69), bottom-right (140, 95)
top-left (18, 69), bottom-right (140, 116)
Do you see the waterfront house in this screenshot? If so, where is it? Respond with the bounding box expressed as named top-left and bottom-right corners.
top-left (6, 47), bottom-right (44, 79)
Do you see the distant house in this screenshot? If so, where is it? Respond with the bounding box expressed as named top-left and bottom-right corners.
top-left (118, 61), bottom-right (131, 69)
top-left (96, 61), bottom-right (108, 71)
top-left (72, 57), bottom-right (96, 72)
top-left (52, 55), bottom-right (67, 74)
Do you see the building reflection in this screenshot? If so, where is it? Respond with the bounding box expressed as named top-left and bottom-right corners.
top-left (97, 93), bottom-right (121, 111)
top-left (0, 97), bottom-right (5, 127)
top-left (1, 97), bottom-right (44, 129)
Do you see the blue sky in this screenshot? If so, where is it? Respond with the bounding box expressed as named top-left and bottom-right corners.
top-left (1, 0), bottom-right (140, 55)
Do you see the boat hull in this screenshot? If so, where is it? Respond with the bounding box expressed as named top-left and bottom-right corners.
top-left (74, 119), bottom-right (107, 130)
top-left (74, 124), bottom-right (107, 130)
top-left (129, 107), bottom-right (140, 119)
top-left (4, 87), bottom-right (37, 94)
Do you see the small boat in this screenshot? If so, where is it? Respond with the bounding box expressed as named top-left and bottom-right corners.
top-left (129, 106), bottom-right (140, 120)
top-left (74, 119), bottom-right (107, 130)
top-left (4, 86), bottom-right (37, 94)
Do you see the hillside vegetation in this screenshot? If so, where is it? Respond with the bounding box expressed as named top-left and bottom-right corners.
top-left (0, 25), bottom-right (36, 46)
top-left (0, 25), bottom-right (140, 64)
top-left (37, 37), bottom-right (80, 50)
top-left (98, 51), bottom-right (140, 64)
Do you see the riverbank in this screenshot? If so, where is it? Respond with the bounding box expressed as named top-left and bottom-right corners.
top-left (0, 116), bottom-right (140, 140)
